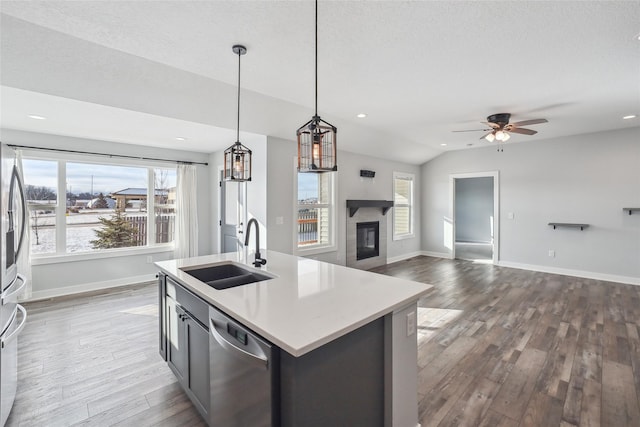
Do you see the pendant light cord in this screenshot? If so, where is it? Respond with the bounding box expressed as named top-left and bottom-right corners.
top-left (315, 0), bottom-right (318, 117)
top-left (236, 49), bottom-right (241, 143)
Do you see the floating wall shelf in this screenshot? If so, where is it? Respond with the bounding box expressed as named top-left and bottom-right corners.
top-left (548, 222), bottom-right (589, 231)
top-left (623, 208), bottom-right (640, 215)
top-left (346, 200), bottom-right (394, 217)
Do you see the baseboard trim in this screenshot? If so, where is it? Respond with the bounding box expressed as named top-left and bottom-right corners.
top-left (25, 274), bottom-right (156, 302)
top-left (497, 261), bottom-right (640, 286)
top-left (386, 251), bottom-right (451, 264)
top-left (387, 251), bottom-right (424, 264)
top-left (421, 251), bottom-right (451, 259)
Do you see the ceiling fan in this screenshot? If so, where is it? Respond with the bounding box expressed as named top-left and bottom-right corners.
top-left (453, 113), bottom-right (548, 144)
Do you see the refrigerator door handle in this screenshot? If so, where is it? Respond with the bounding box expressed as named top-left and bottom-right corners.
top-left (10, 165), bottom-right (27, 259)
top-left (1, 274), bottom-right (27, 305)
top-left (1, 304), bottom-right (27, 349)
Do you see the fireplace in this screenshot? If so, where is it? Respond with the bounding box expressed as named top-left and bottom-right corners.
top-left (357, 222), bottom-right (380, 260)
top-left (346, 200), bottom-right (391, 270)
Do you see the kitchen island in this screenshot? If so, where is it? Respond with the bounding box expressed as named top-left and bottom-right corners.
top-left (156, 250), bottom-right (432, 427)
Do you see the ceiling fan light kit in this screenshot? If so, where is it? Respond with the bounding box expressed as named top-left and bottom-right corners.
top-left (297, 0), bottom-right (338, 173)
top-left (454, 112), bottom-right (548, 152)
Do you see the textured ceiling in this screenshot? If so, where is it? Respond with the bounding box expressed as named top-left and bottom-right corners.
top-left (1, 1), bottom-right (639, 163)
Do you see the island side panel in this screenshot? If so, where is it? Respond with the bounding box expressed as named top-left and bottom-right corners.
top-left (280, 317), bottom-right (385, 427)
top-left (385, 302), bottom-right (419, 427)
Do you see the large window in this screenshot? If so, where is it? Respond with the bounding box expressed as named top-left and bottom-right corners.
top-left (296, 169), bottom-right (335, 253)
top-left (393, 172), bottom-right (414, 240)
top-left (22, 156), bottom-right (176, 257)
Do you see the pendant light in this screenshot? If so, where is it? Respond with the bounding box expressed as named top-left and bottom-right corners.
top-left (224, 45), bottom-right (252, 181)
top-left (297, 0), bottom-right (337, 173)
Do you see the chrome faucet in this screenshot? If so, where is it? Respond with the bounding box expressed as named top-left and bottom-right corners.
top-left (244, 218), bottom-right (267, 267)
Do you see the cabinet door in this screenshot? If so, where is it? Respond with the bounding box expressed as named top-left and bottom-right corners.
top-left (185, 315), bottom-right (210, 419)
top-left (166, 298), bottom-right (187, 383)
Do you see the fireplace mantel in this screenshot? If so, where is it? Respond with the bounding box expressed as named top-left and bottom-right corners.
top-left (346, 200), bottom-right (394, 217)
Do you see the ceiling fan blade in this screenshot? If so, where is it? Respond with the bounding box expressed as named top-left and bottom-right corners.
top-left (511, 118), bottom-right (548, 127)
top-left (452, 128), bottom-right (492, 133)
top-left (480, 132), bottom-right (493, 140)
top-left (509, 127), bottom-right (537, 135)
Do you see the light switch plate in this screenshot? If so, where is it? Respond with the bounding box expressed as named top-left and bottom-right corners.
top-left (507, 212), bottom-right (515, 220)
top-left (276, 216), bottom-right (284, 225)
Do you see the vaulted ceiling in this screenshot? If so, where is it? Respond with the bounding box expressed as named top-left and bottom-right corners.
top-left (1, 1), bottom-right (638, 164)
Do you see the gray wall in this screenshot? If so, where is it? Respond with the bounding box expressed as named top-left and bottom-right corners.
top-left (1, 129), bottom-right (213, 298)
top-left (266, 136), bottom-right (422, 265)
top-left (421, 127), bottom-right (640, 281)
top-left (455, 177), bottom-right (494, 243)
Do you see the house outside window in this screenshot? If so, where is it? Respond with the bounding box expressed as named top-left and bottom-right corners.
top-left (22, 156), bottom-right (176, 257)
top-left (393, 172), bottom-right (414, 240)
top-left (295, 166), bottom-right (336, 254)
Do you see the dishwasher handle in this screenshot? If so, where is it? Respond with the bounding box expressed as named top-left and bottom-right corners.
top-left (209, 318), bottom-right (268, 369)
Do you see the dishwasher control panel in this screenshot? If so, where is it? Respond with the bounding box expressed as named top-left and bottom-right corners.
top-left (227, 323), bottom-right (248, 345)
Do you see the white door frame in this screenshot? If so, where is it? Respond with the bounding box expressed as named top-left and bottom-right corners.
top-left (449, 171), bottom-right (500, 264)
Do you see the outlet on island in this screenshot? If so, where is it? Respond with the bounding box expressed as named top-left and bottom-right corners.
top-left (406, 311), bottom-right (416, 337)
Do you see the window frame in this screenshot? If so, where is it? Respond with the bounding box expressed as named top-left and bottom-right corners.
top-left (293, 158), bottom-right (337, 256)
top-left (22, 150), bottom-right (176, 262)
top-left (392, 171), bottom-right (415, 241)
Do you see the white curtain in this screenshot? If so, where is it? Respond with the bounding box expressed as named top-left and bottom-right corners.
top-left (16, 150), bottom-right (33, 300)
top-left (174, 164), bottom-right (199, 259)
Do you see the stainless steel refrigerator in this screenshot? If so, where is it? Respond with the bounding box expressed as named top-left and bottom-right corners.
top-left (0, 143), bottom-right (28, 426)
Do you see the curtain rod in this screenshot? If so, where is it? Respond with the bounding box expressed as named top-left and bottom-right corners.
top-left (5, 144), bottom-right (209, 166)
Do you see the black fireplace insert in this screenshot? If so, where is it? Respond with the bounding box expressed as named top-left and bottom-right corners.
top-left (356, 221), bottom-right (379, 260)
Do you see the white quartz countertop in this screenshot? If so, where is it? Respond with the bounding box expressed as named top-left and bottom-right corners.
top-left (155, 250), bottom-right (433, 357)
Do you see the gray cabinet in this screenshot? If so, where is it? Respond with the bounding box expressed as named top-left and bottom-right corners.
top-left (160, 274), bottom-right (210, 421)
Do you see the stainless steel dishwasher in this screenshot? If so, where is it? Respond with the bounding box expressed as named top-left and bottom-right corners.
top-left (208, 305), bottom-right (279, 427)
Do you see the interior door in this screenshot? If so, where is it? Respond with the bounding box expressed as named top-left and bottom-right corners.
top-left (220, 171), bottom-right (246, 253)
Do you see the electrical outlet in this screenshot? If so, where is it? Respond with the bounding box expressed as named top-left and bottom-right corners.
top-left (146, 255), bottom-right (153, 264)
top-left (548, 250), bottom-right (555, 258)
top-left (406, 311), bottom-right (416, 337)
top-left (276, 216), bottom-right (284, 225)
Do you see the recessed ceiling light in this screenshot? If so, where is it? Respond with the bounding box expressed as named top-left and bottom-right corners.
top-left (356, 113), bottom-right (367, 118)
top-left (440, 143), bottom-right (447, 146)
top-left (623, 115), bottom-right (636, 120)
top-left (175, 137), bottom-right (187, 141)
top-left (28, 115), bottom-right (46, 120)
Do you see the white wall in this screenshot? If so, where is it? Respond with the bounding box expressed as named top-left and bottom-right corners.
top-left (266, 136), bottom-right (422, 265)
top-left (421, 127), bottom-right (640, 283)
top-left (0, 129), bottom-right (213, 299)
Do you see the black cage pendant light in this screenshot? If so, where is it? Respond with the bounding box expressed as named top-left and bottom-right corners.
top-left (297, 0), bottom-right (337, 173)
top-left (224, 44), bottom-right (252, 181)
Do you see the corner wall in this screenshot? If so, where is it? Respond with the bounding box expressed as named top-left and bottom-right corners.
top-left (421, 127), bottom-right (640, 283)
top-left (266, 136), bottom-right (422, 265)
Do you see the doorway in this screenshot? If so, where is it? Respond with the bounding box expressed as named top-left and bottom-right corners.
top-left (449, 172), bottom-right (499, 264)
top-left (219, 170), bottom-right (247, 253)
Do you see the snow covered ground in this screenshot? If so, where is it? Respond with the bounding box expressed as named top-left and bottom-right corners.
top-left (29, 208), bottom-right (149, 254)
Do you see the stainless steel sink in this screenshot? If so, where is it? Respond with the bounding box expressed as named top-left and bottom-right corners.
top-left (181, 263), bottom-right (274, 290)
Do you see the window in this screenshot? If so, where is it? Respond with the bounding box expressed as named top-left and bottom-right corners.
top-left (23, 159), bottom-right (58, 255)
top-left (295, 168), bottom-right (335, 253)
top-left (22, 156), bottom-right (176, 257)
top-left (393, 172), bottom-right (414, 240)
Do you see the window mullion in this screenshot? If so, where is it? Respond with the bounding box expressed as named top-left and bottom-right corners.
top-left (56, 160), bottom-right (66, 254)
top-left (147, 168), bottom-right (155, 247)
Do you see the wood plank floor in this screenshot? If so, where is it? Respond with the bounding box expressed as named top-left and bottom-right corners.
top-left (7, 283), bottom-right (206, 427)
top-left (370, 256), bottom-right (640, 427)
top-left (7, 256), bottom-right (640, 426)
